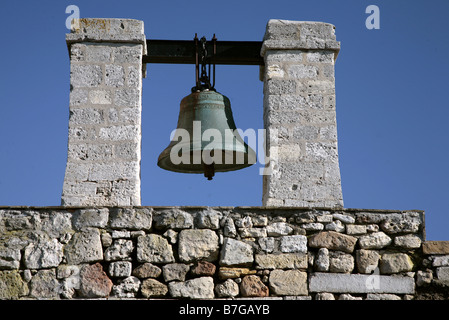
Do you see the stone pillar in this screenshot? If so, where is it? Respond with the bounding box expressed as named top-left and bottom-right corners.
top-left (61, 18), bottom-right (146, 206)
top-left (261, 19), bottom-right (343, 208)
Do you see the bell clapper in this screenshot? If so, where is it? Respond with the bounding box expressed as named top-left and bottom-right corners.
top-left (203, 163), bottom-right (215, 180)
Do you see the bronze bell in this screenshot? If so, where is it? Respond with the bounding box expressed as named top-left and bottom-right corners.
top-left (157, 89), bottom-right (257, 180)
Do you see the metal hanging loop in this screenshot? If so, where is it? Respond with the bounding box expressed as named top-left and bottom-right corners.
top-left (192, 34), bottom-right (216, 92)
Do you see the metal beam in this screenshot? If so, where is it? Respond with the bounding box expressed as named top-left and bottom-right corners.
top-left (143, 39), bottom-right (264, 66)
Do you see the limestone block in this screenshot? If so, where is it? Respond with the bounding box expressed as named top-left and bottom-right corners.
top-left (416, 270), bottom-right (433, 286)
top-left (380, 215), bottom-right (421, 234)
top-left (356, 249), bottom-right (381, 274)
top-left (315, 292), bottom-right (335, 300)
top-left (255, 253), bottom-right (308, 269)
top-left (269, 270), bottom-right (308, 296)
top-left (432, 255), bottom-right (449, 267)
top-left (239, 227), bottom-right (267, 238)
top-left (329, 251), bottom-right (354, 273)
top-left (315, 248), bottom-right (329, 272)
top-left (162, 263), bottom-right (190, 282)
top-left (163, 229), bottom-right (178, 244)
top-left (98, 125), bottom-right (140, 141)
top-left (422, 241), bottom-right (449, 254)
top-left (109, 208), bottom-right (152, 230)
top-left (436, 267), bottom-right (449, 282)
top-left (70, 64), bottom-right (103, 87)
top-left (141, 278), bottom-right (168, 298)
top-left (325, 220), bottom-right (345, 232)
top-left (215, 279), bottom-right (239, 297)
top-left (279, 235), bottom-right (307, 253)
top-left (115, 142), bottom-right (140, 160)
top-left (67, 19), bottom-right (146, 47)
top-left (178, 229), bottom-right (219, 263)
top-left (30, 269), bottom-right (60, 299)
top-left (234, 216), bottom-right (253, 228)
top-left (109, 261), bottom-right (132, 277)
top-left (218, 267), bottom-right (257, 280)
top-left (73, 208), bottom-right (109, 230)
top-left (223, 217), bottom-right (237, 237)
top-left (219, 238), bottom-right (254, 267)
top-left (111, 230), bottom-right (130, 239)
top-left (346, 225), bottom-right (367, 235)
top-left (85, 45), bottom-right (112, 63)
top-left (0, 247), bottom-right (21, 270)
top-left (288, 65), bottom-right (318, 78)
top-left (258, 237), bottom-right (275, 253)
top-left (306, 51), bottom-right (334, 63)
top-left (114, 88), bottom-right (140, 107)
top-left (137, 234), bottom-right (175, 264)
top-left (64, 228), bottom-right (103, 265)
top-left (69, 108), bottom-right (105, 125)
top-left (57, 265), bottom-right (80, 299)
top-left (168, 277), bottom-right (215, 299)
top-left (23, 239), bottom-right (64, 269)
top-left (112, 276), bottom-right (140, 298)
top-left (101, 233), bottom-right (113, 247)
top-left (295, 212), bottom-right (315, 223)
top-left (112, 45), bottom-right (144, 64)
top-left (262, 20), bottom-right (340, 54)
top-left (301, 223), bottom-right (324, 231)
top-left (394, 234), bottom-right (422, 249)
top-left (379, 253), bottom-right (414, 274)
top-left (308, 231), bottom-right (357, 253)
top-left (309, 273), bottom-right (415, 294)
top-left (127, 65), bottom-right (141, 87)
top-left (359, 232), bottom-right (392, 249)
top-left (132, 263), bottom-right (162, 279)
top-left (366, 293), bottom-right (401, 300)
top-left (194, 208), bottom-right (222, 229)
top-left (0, 270), bottom-right (29, 299)
top-left (316, 214), bottom-right (333, 223)
top-left (105, 64), bottom-right (125, 87)
top-left (153, 208), bottom-right (193, 230)
top-left (266, 222), bottom-right (293, 236)
top-left (332, 213), bottom-right (355, 224)
top-left (264, 79), bottom-right (297, 95)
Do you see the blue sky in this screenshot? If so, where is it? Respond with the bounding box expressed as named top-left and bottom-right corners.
top-left (0, 0), bottom-right (448, 240)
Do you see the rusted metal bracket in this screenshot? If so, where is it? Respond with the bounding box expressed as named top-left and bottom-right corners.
top-left (143, 39), bottom-right (264, 66)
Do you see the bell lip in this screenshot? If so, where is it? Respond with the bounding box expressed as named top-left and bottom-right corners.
top-left (157, 160), bottom-right (255, 174)
top-left (157, 148), bottom-right (257, 174)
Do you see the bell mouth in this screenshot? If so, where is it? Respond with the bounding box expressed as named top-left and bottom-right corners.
top-left (157, 89), bottom-right (257, 179)
top-left (157, 148), bottom-right (257, 174)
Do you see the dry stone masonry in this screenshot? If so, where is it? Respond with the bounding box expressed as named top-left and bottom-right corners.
top-left (1, 206), bottom-right (448, 300)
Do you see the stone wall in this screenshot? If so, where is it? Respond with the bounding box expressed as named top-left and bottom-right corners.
top-left (1, 206), bottom-right (447, 300)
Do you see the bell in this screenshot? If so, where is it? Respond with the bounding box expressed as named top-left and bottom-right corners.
top-left (157, 89), bottom-right (257, 180)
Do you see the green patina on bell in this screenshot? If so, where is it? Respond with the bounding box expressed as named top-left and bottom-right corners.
top-left (157, 89), bottom-right (257, 180)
